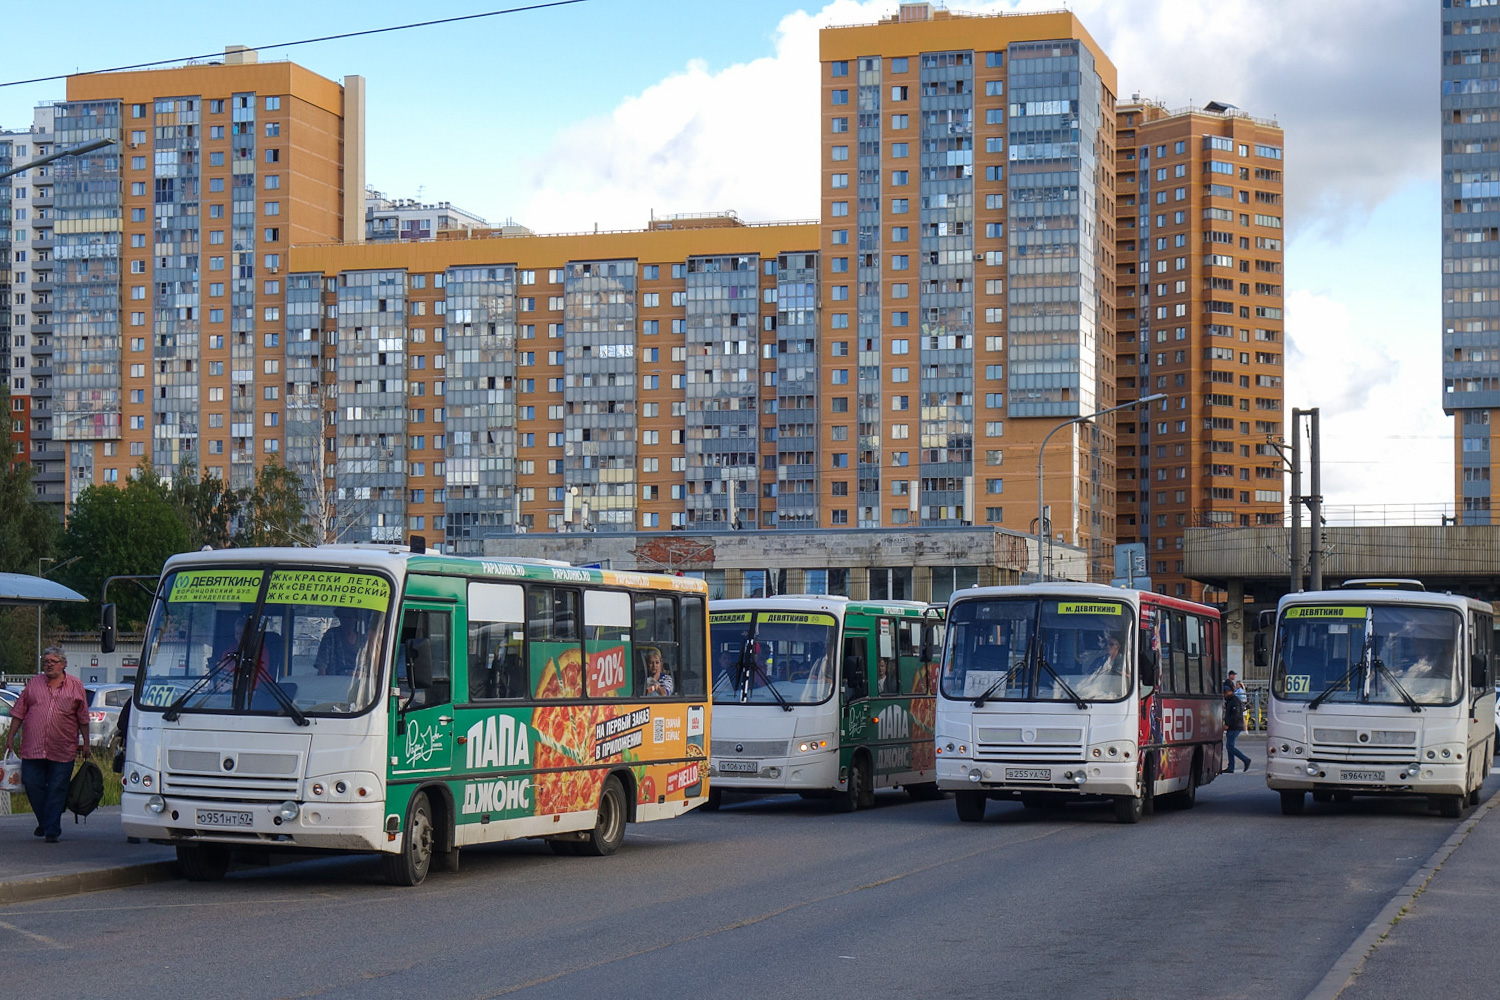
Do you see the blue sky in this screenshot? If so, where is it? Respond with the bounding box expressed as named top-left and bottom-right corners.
top-left (0, 0), bottom-right (1446, 513)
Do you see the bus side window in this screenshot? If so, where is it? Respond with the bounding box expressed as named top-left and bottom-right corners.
top-left (400, 608), bottom-right (452, 709)
top-left (468, 582), bottom-right (525, 701)
top-left (1184, 615), bottom-right (1204, 695)
top-left (842, 636), bottom-right (868, 701)
top-left (529, 587), bottom-right (582, 699)
top-left (678, 596), bottom-right (706, 698)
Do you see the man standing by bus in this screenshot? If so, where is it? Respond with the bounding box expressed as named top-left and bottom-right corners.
top-left (1222, 673), bottom-right (1252, 773)
top-left (6, 647), bottom-right (89, 843)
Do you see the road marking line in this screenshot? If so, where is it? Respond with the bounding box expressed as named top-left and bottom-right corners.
top-left (0, 919), bottom-right (66, 949)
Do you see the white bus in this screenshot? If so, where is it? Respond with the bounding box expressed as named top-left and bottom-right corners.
top-left (708, 596), bottom-right (944, 811)
top-left (1263, 582), bottom-right (1495, 817)
top-left (117, 545), bottom-right (710, 884)
top-left (935, 584), bottom-right (1225, 824)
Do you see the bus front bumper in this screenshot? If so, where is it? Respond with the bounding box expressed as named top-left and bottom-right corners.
top-left (122, 791), bottom-right (389, 852)
top-left (935, 756), bottom-right (1137, 797)
top-left (1266, 757), bottom-right (1467, 796)
top-left (706, 750), bottom-right (840, 792)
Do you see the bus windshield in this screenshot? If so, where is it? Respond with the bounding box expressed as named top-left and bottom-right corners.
top-left (710, 611), bottom-right (837, 706)
top-left (1274, 604), bottom-right (1462, 707)
top-left (940, 598), bottom-right (1132, 703)
top-left (137, 567), bottom-right (393, 718)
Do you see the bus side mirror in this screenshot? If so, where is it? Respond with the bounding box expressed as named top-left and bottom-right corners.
top-left (921, 633), bottom-right (934, 663)
top-left (1139, 650), bottom-right (1158, 688)
top-left (100, 604), bottom-right (117, 654)
top-left (1256, 609), bottom-right (1276, 632)
top-left (1254, 632), bottom-right (1268, 668)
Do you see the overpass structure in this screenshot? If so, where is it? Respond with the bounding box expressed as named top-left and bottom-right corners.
top-left (1185, 526), bottom-right (1500, 681)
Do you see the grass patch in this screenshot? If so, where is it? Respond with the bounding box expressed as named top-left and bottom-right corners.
top-left (5, 747), bottom-right (124, 814)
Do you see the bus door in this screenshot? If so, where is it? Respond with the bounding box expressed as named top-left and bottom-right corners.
top-left (391, 604), bottom-right (456, 778)
top-left (841, 630), bottom-right (871, 746)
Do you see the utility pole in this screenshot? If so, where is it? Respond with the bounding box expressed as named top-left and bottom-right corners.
top-left (1307, 407), bottom-right (1322, 590)
top-left (1289, 411), bottom-right (1302, 594)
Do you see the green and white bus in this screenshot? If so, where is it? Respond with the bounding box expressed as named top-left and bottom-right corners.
top-left (119, 544), bottom-right (710, 885)
top-left (707, 596), bottom-right (944, 811)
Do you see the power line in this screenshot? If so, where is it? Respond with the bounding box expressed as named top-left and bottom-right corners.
top-left (0, 1), bottom-right (593, 89)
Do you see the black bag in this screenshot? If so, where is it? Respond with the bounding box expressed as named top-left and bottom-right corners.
top-left (67, 759), bottom-right (106, 822)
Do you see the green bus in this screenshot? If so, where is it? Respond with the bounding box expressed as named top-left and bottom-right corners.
top-left (708, 596), bottom-right (944, 811)
top-left (119, 544), bottom-right (710, 884)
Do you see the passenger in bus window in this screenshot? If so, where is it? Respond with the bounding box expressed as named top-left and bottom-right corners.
top-left (315, 606), bottom-right (368, 676)
top-left (643, 646), bottom-right (674, 696)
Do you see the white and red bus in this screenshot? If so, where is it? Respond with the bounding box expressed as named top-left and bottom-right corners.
top-left (935, 584), bottom-right (1224, 823)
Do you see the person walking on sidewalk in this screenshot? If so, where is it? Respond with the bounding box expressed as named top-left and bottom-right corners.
top-left (6, 647), bottom-right (89, 843)
top-left (1222, 672), bottom-right (1253, 773)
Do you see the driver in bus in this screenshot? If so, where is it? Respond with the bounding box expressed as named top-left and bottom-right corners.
top-left (315, 606), bottom-right (369, 676)
top-left (1076, 633), bottom-right (1125, 698)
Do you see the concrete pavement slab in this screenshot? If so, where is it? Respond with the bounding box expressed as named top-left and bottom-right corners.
top-left (0, 805), bottom-right (178, 904)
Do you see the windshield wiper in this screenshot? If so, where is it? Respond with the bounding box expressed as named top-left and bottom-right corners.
top-left (1308, 659), bottom-right (1364, 710)
top-left (972, 661), bottom-right (1026, 708)
top-left (162, 651), bottom-right (238, 722)
top-left (1037, 655), bottom-right (1089, 709)
top-left (974, 632), bottom-right (1032, 707)
top-left (749, 654), bottom-right (793, 712)
top-left (1369, 657), bottom-right (1424, 714)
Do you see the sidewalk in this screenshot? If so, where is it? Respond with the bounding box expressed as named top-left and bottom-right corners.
top-left (1325, 790), bottom-right (1500, 1000)
top-left (0, 805), bottom-right (179, 905)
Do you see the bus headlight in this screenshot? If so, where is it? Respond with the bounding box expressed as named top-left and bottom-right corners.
top-left (797, 737), bottom-right (833, 753)
top-left (146, 794), bottom-right (166, 814)
top-left (968, 768), bottom-right (982, 782)
top-left (277, 800), bottom-right (301, 823)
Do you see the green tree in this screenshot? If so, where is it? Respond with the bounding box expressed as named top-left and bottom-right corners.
top-left (236, 457), bottom-right (313, 548)
top-left (171, 459), bottom-right (245, 550)
top-left (0, 461), bottom-right (61, 675)
top-left (56, 468), bottom-right (191, 630)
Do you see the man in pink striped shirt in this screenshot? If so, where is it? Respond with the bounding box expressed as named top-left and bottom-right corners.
top-left (7, 647), bottom-right (90, 843)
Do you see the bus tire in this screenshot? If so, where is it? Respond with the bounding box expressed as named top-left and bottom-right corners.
top-left (1112, 793), bottom-right (1143, 824)
top-left (834, 755), bottom-right (871, 813)
top-left (703, 787), bottom-right (723, 811)
top-left (176, 843), bottom-right (231, 882)
top-left (1279, 790), bottom-right (1305, 816)
top-left (1171, 755), bottom-right (1199, 810)
top-left (955, 790), bottom-right (987, 822)
top-left (383, 792), bottom-right (435, 886)
top-left (906, 782), bottom-right (944, 802)
top-left (1469, 785), bottom-right (1481, 807)
top-left (580, 776), bottom-right (627, 856)
top-left (1141, 756), bottom-right (1156, 817)
top-left (1439, 793), bottom-right (1464, 819)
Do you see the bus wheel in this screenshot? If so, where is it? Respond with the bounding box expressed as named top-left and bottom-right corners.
top-left (1173, 760), bottom-right (1199, 811)
top-left (383, 792), bottom-right (434, 886)
top-left (176, 843), bottom-right (230, 882)
top-left (906, 782), bottom-right (944, 802)
top-left (1439, 794), bottom-right (1464, 819)
top-left (834, 756), bottom-right (870, 813)
top-left (1141, 756), bottom-right (1156, 817)
top-left (955, 790), bottom-right (987, 822)
top-left (703, 787), bottom-right (723, 811)
top-left (1468, 785), bottom-right (1481, 807)
top-left (1279, 790), bottom-right (1305, 816)
top-left (1112, 793), bottom-right (1143, 824)
top-left (580, 776), bottom-right (627, 856)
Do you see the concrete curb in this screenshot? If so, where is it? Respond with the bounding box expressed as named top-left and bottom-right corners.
top-left (1301, 791), bottom-right (1500, 1000)
top-left (0, 860), bottom-right (181, 906)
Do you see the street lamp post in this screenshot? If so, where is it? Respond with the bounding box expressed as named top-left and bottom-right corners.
top-left (34, 556), bottom-right (80, 671)
top-left (1035, 393), bottom-right (1166, 582)
top-left (0, 136), bottom-right (114, 183)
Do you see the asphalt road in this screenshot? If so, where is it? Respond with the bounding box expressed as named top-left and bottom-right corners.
top-left (2, 768), bottom-right (1493, 1000)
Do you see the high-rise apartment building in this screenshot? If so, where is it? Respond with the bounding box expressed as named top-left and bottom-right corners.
top-left (32, 49), bottom-right (363, 499)
top-left (1115, 99), bottom-right (1286, 598)
top-left (818, 4), bottom-right (1121, 580)
top-left (1442, 0), bottom-right (1500, 523)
